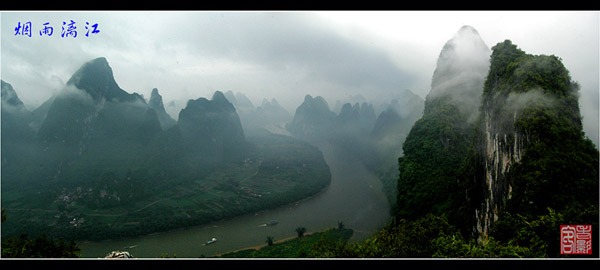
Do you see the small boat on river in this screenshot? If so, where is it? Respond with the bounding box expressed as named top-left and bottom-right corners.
top-left (259, 220), bottom-right (279, 227)
top-left (204, 238), bottom-right (217, 245)
top-left (266, 220), bottom-right (278, 226)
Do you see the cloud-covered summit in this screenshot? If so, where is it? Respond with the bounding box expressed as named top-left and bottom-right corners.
top-left (428, 25), bottom-right (491, 119)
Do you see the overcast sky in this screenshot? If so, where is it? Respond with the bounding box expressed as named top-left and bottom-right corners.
top-left (1, 11), bottom-right (598, 144)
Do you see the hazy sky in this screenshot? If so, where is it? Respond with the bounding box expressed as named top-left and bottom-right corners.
top-left (1, 11), bottom-right (598, 144)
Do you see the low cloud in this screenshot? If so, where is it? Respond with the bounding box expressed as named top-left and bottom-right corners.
top-left (505, 88), bottom-right (556, 114)
top-left (1, 12), bottom-right (597, 147)
top-left (428, 25), bottom-right (491, 122)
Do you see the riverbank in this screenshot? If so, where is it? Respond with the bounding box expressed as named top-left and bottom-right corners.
top-left (213, 232), bottom-right (316, 257)
top-left (215, 228), bottom-right (353, 258)
top-left (77, 142), bottom-right (390, 258)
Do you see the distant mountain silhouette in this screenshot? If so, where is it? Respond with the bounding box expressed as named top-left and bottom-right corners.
top-left (174, 91), bottom-right (248, 163)
top-left (286, 94), bottom-right (336, 140)
top-left (148, 88), bottom-right (176, 129)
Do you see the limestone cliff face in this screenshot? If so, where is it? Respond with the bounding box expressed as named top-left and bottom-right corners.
top-left (471, 40), bottom-right (531, 238)
top-left (469, 39), bottom-right (591, 238)
top-left (474, 101), bottom-right (531, 237)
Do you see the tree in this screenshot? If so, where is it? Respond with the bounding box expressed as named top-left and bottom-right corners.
top-left (1, 210), bottom-right (80, 258)
top-left (266, 236), bottom-right (274, 246)
top-left (1, 234), bottom-right (80, 258)
top-left (296, 227), bottom-right (307, 238)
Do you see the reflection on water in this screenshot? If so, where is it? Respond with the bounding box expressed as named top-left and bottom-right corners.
top-left (78, 142), bottom-right (391, 258)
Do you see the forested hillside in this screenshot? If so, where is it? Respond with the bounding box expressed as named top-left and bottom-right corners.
top-left (0, 58), bottom-right (332, 243)
top-left (314, 31), bottom-right (598, 258)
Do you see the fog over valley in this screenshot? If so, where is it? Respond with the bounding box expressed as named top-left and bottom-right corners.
top-left (1, 11), bottom-right (598, 259)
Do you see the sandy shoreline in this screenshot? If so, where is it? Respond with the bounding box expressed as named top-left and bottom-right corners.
top-left (213, 232), bottom-right (315, 257)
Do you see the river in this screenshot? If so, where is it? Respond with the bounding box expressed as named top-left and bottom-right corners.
top-left (78, 141), bottom-right (391, 258)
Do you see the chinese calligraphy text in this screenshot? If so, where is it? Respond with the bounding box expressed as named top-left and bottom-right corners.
top-left (13, 20), bottom-right (100, 38)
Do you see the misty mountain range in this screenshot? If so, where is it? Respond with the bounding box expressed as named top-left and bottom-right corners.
top-left (2, 54), bottom-right (423, 183)
top-left (1, 50), bottom-right (423, 241)
top-left (1, 55), bottom-right (337, 241)
top-left (2, 57), bottom-right (251, 187)
top-left (2, 24), bottom-right (598, 257)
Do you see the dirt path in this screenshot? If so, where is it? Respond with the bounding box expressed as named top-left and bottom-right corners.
top-left (239, 160), bottom-right (263, 184)
top-left (85, 198), bottom-right (168, 217)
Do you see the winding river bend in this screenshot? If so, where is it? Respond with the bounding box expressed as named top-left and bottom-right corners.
top-left (78, 141), bottom-right (391, 258)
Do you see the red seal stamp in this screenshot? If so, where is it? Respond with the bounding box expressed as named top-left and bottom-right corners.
top-left (561, 225), bottom-right (592, 255)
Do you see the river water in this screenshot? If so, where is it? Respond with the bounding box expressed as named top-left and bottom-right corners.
top-left (78, 141), bottom-right (391, 258)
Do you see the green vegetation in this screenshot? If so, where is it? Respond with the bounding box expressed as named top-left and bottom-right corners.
top-left (1, 208), bottom-right (80, 258)
top-left (308, 212), bottom-right (570, 258)
top-left (218, 227), bottom-right (353, 258)
top-left (322, 213), bottom-right (551, 258)
top-left (0, 132), bottom-right (331, 243)
top-left (3, 38), bottom-right (597, 259)
top-left (233, 214), bottom-right (545, 258)
top-left (470, 40), bottom-right (598, 257)
top-left (336, 39), bottom-right (599, 258)
top-left (265, 236), bottom-right (275, 246)
top-left (213, 211), bottom-right (557, 258)
top-left (295, 227), bottom-right (307, 238)
top-left (1, 234), bottom-right (81, 258)
top-left (1, 58), bottom-right (333, 256)
top-left (396, 96), bottom-right (474, 225)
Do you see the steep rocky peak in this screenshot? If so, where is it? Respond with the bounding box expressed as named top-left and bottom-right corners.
top-left (300, 94), bottom-right (331, 113)
top-left (443, 25), bottom-right (489, 58)
top-left (261, 98), bottom-right (271, 107)
top-left (340, 103), bottom-right (354, 113)
top-left (179, 91), bottom-right (237, 122)
top-left (312, 96), bottom-right (330, 110)
top-left (270, 98), bottom-right (280, 107)
top-left (224, 90), bottom-right (237, 104)
top-left (432, 25), bottom-right (490, 84)
top-left (234, 92), bottom-right (254, 108)
top-left (67, 57), bottom-right (112, 87)
top-left (303, 94), bottom-right (314, 103)
top-left (66, 57), bottom-right (133, 103)
top-left (427, 25), bottom-right (491, 118)
top-left (148, 88), bottom-right (166, 113)
top-left (212, 90), bottom-right (229, 103)
top-left (472, 39), bottom-right (583, 239)
top-left (151, 88), bottom-right (160, 98)
top-left (1, 80), bottom-right (25, 108)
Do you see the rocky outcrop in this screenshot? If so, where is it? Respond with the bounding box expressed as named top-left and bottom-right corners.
top-left (474, 108), bottom-right (530, 237)
top-left (469, 39), bottom-right (596, 240)
top-left (148, 88), bottom-right (176, 129)
top-left (66, 57), bottom-right (141, 103)
top-left (104, 251), bottom-right (133, 258)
